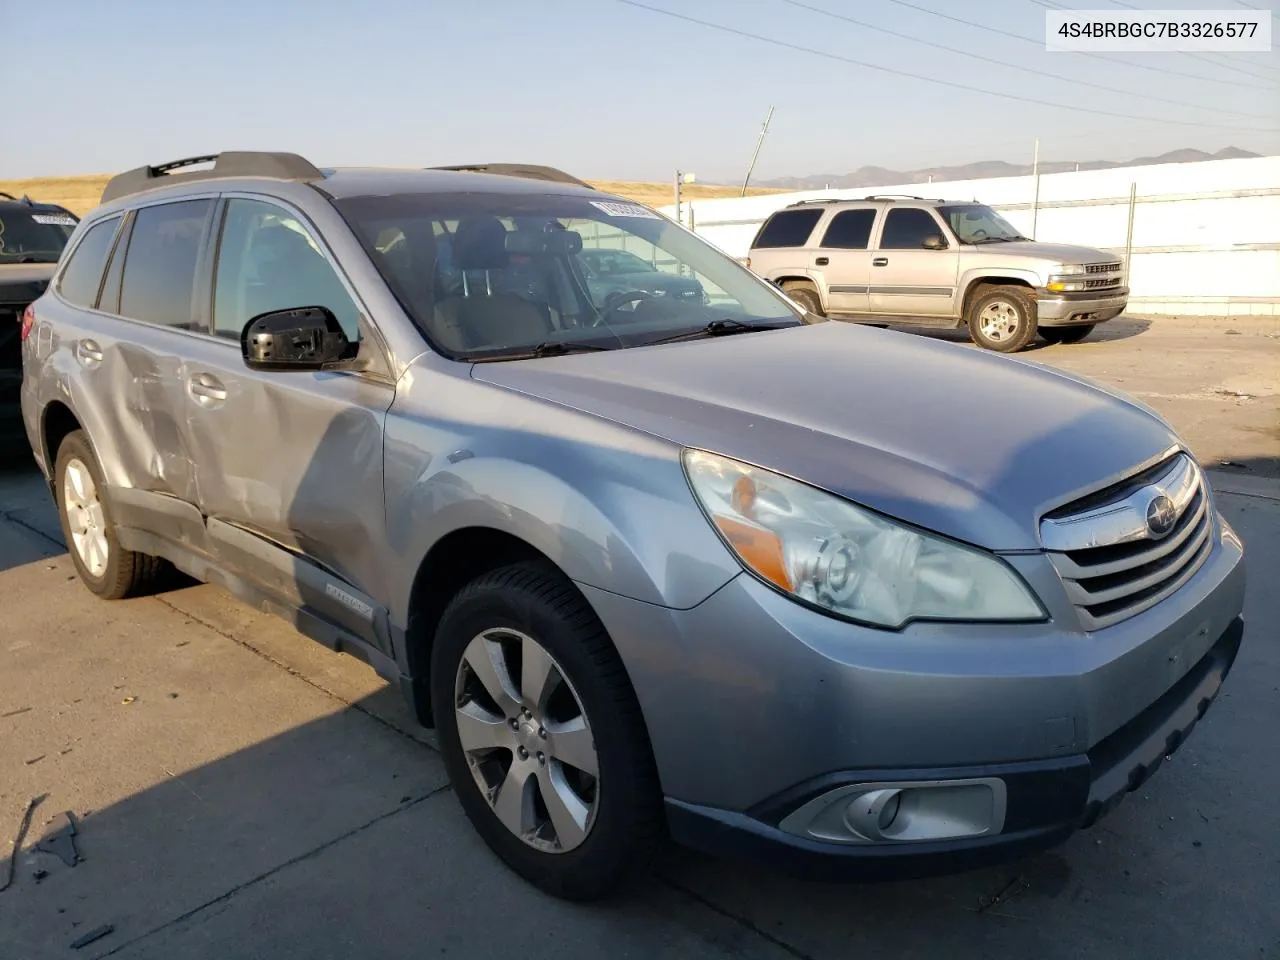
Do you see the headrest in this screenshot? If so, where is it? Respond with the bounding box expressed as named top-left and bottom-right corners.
top-left (452, 216), bottom-right (509, 270)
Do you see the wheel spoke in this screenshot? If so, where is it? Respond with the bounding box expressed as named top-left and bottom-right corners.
top-left (547, 715), bottom-right (597, 777)
top-left (462, 636), bottom-right (520, 717)
top-left (520, 637), bottom-right (560, 713)
top-left (67, 464), bottom-right (87, 505)
top-left (492, 763), bottom-right (537, 838)
top-left (455, 700), bottom-right (511, 754)
top-left (538, 764), bottom-right (590, 850)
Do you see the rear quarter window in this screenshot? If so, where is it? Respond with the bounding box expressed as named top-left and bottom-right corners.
top-left (57, 217), bottom-right (122, 309)
top-left (751, 209), bottom-right (823, 249)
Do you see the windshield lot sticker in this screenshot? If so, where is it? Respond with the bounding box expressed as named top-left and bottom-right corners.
top-left (589, 201), bottom-right (660, 220)
top-left (31, 214), bottom-right (78, 226)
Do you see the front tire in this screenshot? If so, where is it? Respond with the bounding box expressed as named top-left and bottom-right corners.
top-left (1040, 324), bottom-right (1096, 344)
top-left (431, 562), bottom-right (663, 900)
top-left (54, 430), bottom-right (166, 599)
top-left (966, 285), bottom-right (1038, 352)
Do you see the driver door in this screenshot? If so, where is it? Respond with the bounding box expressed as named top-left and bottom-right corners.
top-left (178, 195), bottom-right (398, 652)
top-left (868, 207), bottom-right (959, 322)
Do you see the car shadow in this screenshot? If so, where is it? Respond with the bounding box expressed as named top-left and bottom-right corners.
top-left (877, 314), bottom-right (1154, 350)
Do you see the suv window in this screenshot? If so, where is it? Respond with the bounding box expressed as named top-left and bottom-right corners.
top-left (0, 205), bottom-right (77, 264)
top-left (57, 217), bottom-right (121, 309)
top-left (119, 200), bottom-right (213, 329)
top-left (820, 209), bottom-right (877, 250)
top-left (213, 198), bottom-right (361, 342)
top-left (879, 208), bottom-right (945, 250)
top-left (751, 209), bottom-right (823, 248)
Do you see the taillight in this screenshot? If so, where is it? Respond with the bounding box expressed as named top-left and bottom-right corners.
top-left (20, 303), bottom-right (35, 342)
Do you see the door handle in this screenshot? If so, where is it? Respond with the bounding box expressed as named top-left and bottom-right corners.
top-left (76, 339), bottom-right (103, 363)
top-left (872, 257), bottom-right (889, 267)
top-left (815, 257), bottom-right (830, 266)
top-left (188, 372), bottom-right (227, 403)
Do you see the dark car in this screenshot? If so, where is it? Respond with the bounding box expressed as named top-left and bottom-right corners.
top-left (579, 248), bottom-right (706, 308)
top-left (1, 193), bottom-right (79, 445)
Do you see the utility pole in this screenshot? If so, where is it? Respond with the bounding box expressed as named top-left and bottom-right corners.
top-left (674, 170), bottom-right (696, 227)
top-left (740, 105), bottom-right (775, 197)
top-left (1030, 137), bottom-right (1042, 240)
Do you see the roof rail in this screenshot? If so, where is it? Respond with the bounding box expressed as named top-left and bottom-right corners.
top-left (785, 198), bottom-right (842, 207)
top-left (428, 163), bottom-right (595, 189)
top-left (101, 151), bottom-right (325, 204)
top-left (861, 194), bottom-right (937, 201)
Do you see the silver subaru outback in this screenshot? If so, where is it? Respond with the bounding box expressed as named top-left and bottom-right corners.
top-left (20, 152), bottom-right (1246, 900)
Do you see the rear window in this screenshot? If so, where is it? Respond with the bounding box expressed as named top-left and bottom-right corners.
top-left (0, 206), bottom-right (78, 264)
top-left (119, 200), bottom-right (213, 329)
top-left (57, 217), bottom-right (121, 308)
top-left (820, 209), bottom-right (877, 250)
top-left (751, 209), bottom-right (823, 249)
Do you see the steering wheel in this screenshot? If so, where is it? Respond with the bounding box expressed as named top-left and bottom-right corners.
top-left (970, 228), bottom-right (989, 240)
top-left (590, 291), bottom-right (656, 328)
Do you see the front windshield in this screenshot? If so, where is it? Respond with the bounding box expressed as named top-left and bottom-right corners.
top-left (0, 207), bottom-right (78, 263)
top-left (937, 204), bottom-right (1026, 244)
top-left (333, 192), bottom-right (802, 359)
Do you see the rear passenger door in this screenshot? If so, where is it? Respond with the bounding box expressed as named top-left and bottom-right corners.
top-left (67, 198), bottom-right (216, 543)
top-left (814, 207), bottom-right (876, 316)
top-left (176, 195), bottom-right (397, 652)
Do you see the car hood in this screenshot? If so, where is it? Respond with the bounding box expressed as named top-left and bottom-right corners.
top-left (472, 323), bottom-right (1181, 551)
top-left (971, 241), bottom-right (1119, 266)
top-left (0, 262), bottom-right (56, 303)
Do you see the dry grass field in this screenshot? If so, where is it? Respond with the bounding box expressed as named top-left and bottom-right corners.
top-left (0, 173), bottom-right (785, 216)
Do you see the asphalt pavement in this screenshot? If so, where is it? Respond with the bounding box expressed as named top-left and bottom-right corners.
top-left (1, 316), bottom-right (1277, 959)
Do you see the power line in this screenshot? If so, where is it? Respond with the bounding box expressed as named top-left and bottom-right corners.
top-left (884, 0), bottom-right (1280, 90)
top-left (613, 0), bottom-right (1280, 132)
top-left (1102, 0), bottom-right (1280, 81)
top-left (781, 0), bottom-right (1275, 119)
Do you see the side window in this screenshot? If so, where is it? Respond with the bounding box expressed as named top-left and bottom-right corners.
top-left (751, 209), bottom-right (823, 249)
top-left (213, 198), bottom-right (361, 342)
top-left (879, 209), bottom-right (945, 250)
top-left (57, 217), bottom-right (121, 308)
top-left (119, 200), bottom-right (213, 329)
top-left (819, 209), bottom-right (877, 250)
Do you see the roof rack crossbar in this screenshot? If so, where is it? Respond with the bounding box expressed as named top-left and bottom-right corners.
top-left (101, 151), bottom-right (324, 204)
top-left (427, 163), bottom-right (595, 189)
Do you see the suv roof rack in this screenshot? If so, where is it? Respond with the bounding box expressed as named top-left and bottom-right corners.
top-left (101, 151), bottom-right (325, 204)
top-left (0, 191), bottom-right (32, 205)
top-left (428, 163), bottom-right (595, 189)
top-left (786, 198), bottom-right (842, 207)
top-left (861, 194), bottom-right (939, 201)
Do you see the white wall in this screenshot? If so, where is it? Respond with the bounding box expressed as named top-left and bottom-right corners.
top-left (662, 156), bottom-right (1280, 317)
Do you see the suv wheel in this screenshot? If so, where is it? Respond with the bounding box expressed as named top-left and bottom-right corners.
top-left (431, 562), bottom-right (663, 900)
top-left (1040, 324), bottom-right (1096, 345)
top-left (54, 430), bottom-right (167, 599)
top-left (782, 280), bottom-right (825, 318)
top-left (967, 286), bottom-right (1038, 353)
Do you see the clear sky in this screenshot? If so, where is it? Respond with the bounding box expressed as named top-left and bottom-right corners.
top-left (4, 0), bottom-right (1279, 182)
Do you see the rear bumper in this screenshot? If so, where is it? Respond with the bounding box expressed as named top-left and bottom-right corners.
top-left (666, 616), bottom-right (1243, 882)
top-left (1036, 288), bottom-right (1128, 325)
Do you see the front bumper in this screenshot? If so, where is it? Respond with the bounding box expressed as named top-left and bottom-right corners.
top-left (665, 617), bottom-right (1242, 881)
top-left (1036, 287), bottom-right (1128, 325)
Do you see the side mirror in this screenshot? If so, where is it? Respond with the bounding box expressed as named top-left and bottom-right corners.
top-left (240, 306), bottom-right (354, 372)
top-left (922, 235), bottom-right (948, 251)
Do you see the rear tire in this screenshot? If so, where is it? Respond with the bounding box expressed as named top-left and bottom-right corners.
top-left (966, 285), bottom-right (1038, 353)
top-left (54, 430), bottom-right (167, 599)
top-left (431, 562), bottom-right (663, 901)
top-left (782, 280), bottom-right (825, 318)
top-left (1040, 324), bottom-right (1096, 345)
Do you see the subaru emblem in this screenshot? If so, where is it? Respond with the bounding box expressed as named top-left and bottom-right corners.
top-left (1145, 494), bottom-right (1177, 539)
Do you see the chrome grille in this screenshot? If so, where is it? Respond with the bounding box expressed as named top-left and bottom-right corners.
top-left (1086, 262), bottom-right (1123, 274)
top-left (1084, 277), bottom-right (1121, 290)
top-left (1041, 453), bottom-right (1212, 630)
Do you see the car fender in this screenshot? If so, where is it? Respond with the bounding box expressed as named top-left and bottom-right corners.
top-left (958, 266), bottom-right (1045, 309)
top-left (380, 388), bottom-right (743, 625)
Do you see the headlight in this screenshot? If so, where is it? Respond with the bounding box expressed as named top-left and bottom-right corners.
top-left (683, 450), bottom-right (1045, 629)
top-left (1046, 276), bottom-right (1087, 293)
top-left (1052, 263), bottom-right (1089, 276)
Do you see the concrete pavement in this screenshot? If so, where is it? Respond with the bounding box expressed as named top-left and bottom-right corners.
top-left (1, 316), bottom-right (1277, 959)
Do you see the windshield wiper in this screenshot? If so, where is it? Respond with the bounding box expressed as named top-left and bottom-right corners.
top-left (645, 318), bottom-right (793, 346)
top-left (469, 340), bottom-right (614, 363)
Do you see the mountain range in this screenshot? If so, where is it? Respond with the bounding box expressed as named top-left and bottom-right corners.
top-left (758, 146), bottom-right (1261, 190)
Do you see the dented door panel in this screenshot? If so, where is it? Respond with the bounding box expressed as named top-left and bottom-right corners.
top-left (175, 334), bottom-right (396, 649)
